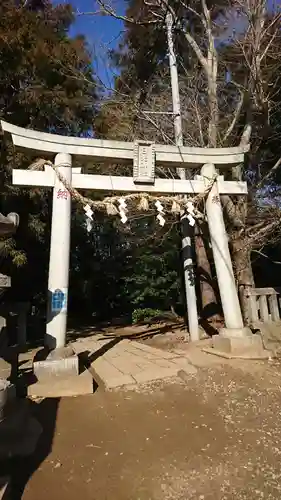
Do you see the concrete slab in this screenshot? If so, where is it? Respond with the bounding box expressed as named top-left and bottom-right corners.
top-left (211, 333), bottom-right (270, 359)
top-left (109, 357), bottom-right (143, 376)
top-left (167, 357), bottom-right (198, 373)
top-left (135, 361), bottom-right (159, 370)
top-left (26, 370), bottom-right (94, 398)
top-left (129, 342), bottom-right (176, 359)
top-left (33, 347), bottom-right (79, 380)
top-left (103, 375), bottom-right (136, 389)
top-left (152, 358), bottom-right (177, 369)
top-left (72, 337), bottom-right (197, 390)
top-left (183, 342), bottom-right (230, 367)
top-left (133, 367), bottom-right (179, 384)
top-left (93, 357), bottom-right (125, 378)
top-left (202, 347), bottom-right (271, 360)
top-left (92, 358), bottom-right (135, 389)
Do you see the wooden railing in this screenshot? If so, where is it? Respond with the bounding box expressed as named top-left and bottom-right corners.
top-left (246, 287), bottom-right (281, 325)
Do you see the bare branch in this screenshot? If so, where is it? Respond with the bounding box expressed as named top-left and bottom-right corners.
top-left (221, 196), bottom-right (244, 228)
top-left (239, 124), bottom-right (252, 147)
top-left (256, 157), bottom-right (281, 189)
top-left (223, 92), bottom-right (245, 143)
top-left (183, 31), bottom-right (207, 70)
top-left (95, 0), bottom-right (159, 25)
top-left (252, 249), bottom-right (281, 265)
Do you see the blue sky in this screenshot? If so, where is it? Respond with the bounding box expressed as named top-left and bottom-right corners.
top-left (52, 0), bottom-right (125, 86)
top-left (52, 0), bottom-right (279, 86)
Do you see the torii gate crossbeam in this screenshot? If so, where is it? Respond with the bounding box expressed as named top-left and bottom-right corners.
top-left (1, 120), bottom-right (250, 353)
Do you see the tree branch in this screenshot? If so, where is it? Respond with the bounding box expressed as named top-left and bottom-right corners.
top-left (223, 91), bottom-right (244, 143)
top-left (221, 196), bottom-right (244, 228)
top-left (256, 157), bottom-right (281, 189)
top-left (95, 0), bottom-right (159, 25)
top-left (239, 123), bottom-right (252, 147)
top-left (183, 31), bottom-right (208, 70)
top-left (252, 249), bottom-right (281, 265)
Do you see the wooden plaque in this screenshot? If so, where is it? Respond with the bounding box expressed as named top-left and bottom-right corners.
top-left (133, 141), bottom-right (155, 184)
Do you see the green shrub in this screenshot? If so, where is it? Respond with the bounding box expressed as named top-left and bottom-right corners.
top-left (132, 308), bottom-right (163, 324)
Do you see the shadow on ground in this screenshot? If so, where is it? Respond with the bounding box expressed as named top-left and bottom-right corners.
top-left (0, 397), bottom-right (59, 500)
top-left (66, 316), bottom-right (187, 344)
top-left (94, 322), bottom-right (187, 341)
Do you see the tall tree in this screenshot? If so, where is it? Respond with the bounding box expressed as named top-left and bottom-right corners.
top-left (0, 0), bottom-right (97, 308)
top-left (96, 0), bottom-right (235, 326)
top-left (95, 0), bottom-right (281, 325)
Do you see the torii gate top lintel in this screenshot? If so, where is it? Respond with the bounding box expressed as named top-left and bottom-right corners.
top-left (0, 120), bottom-right (251, 349)
top-left (1, 120), bottom-right (249, 169)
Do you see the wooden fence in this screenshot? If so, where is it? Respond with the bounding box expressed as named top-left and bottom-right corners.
top-left (246, 287), bottom-right (281, 325)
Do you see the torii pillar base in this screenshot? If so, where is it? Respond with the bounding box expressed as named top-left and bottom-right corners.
top-left (205, 327), bottom-right (272, 359)
top-left (33, 346), bottom-right (79, 381)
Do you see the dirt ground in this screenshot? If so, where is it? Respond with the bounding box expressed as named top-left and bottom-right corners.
top-left (3, 357), bottom-right (281, 500)
top-left (67, 321), bottom-right (209, 352)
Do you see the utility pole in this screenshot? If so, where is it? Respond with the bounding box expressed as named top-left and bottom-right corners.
top-left (166, 11), bottom-right (199, 341)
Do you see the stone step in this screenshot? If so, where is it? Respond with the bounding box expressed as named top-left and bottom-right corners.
top-left (33, 347), bottom-right (79, 380)
top-left (26, 370), bottom-right (94, 398)
top-left (212, 333), bottom-right (267, 358)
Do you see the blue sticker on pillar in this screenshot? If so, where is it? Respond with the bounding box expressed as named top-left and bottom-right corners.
top-left (51, 289), bottom-right (67, 312)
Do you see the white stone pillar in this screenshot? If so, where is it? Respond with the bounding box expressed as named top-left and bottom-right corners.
top-left (46, 153), bottom-right (72, 349)
top-left (201, 163), bottom-right (244, 331)
top-left (181, 217), bottom-right (199, 341)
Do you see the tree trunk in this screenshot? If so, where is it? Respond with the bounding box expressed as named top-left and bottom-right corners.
top-left (207, 75), bottom-right (218, 148)
top-left (195, 224), bottom-right (223, 333)
top-left (231, 235), bottom-right (254, 325)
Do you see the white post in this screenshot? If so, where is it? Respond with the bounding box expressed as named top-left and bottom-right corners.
top-left (166, 11), bottom-right (199, 341)
top-left (166, 13), bottom-right (183, 152)
top-left (46, 153), bottom-right (72, 349)
top-left (181, 217), bottom-right (199, 341)
top-left (201, 163), bottom-right (244, 331)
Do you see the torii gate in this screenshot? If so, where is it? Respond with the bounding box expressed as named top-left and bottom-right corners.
top-left (1, 121), bottom-right (251, 354)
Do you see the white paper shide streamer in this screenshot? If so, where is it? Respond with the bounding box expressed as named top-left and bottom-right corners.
top-left (155, 200), bottom-right (165, 226)
top-left (84, 203), bottom-right (93, 233)
top-left (118, 197), bottom-right (128, 223)
top-left (186, 201), bottom-right (195, 226)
